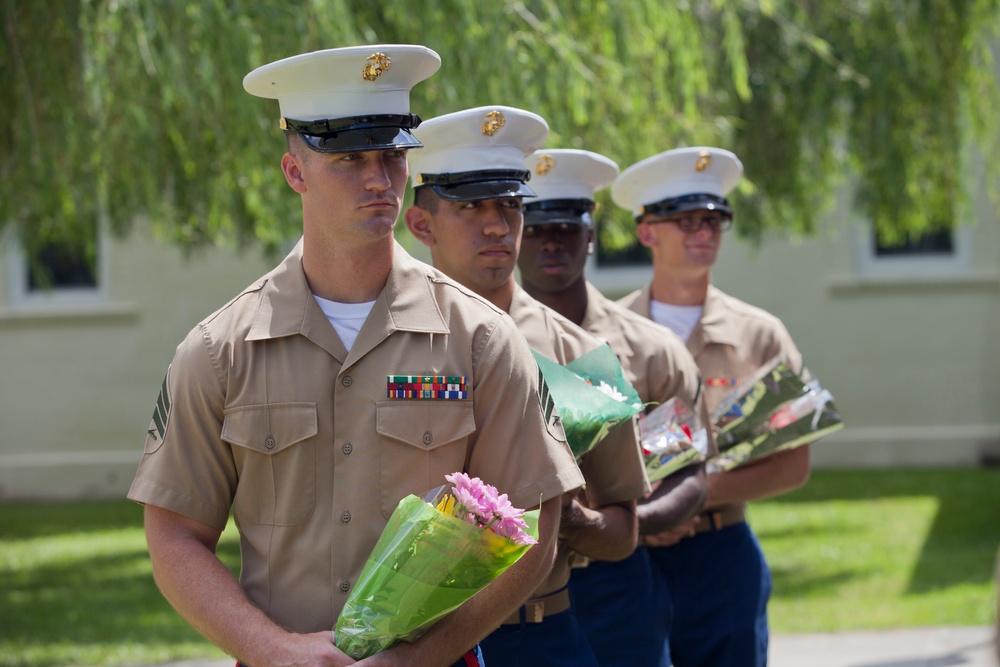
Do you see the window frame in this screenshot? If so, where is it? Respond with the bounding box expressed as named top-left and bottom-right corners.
top-left (4, 218), bottom-right (111, 309)
top-left (853, 225), bottom-right (972, 279)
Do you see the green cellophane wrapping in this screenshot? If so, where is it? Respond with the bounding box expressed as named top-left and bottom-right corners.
top-left (334, 494), bottom-right (539, 659)
top-left (532, 344), bottom-right (644, 458)
top-left (706, 359), bottom-right (844, 473)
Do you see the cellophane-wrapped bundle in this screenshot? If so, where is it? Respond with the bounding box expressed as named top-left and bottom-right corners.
top-left (638, 397), bottom-right (708, 482)
top-left (532, 344), bottom-right (644, 458)
top-left (334, 473), bottom-right (538, 659)
top-left (706, 357), bottom-right (843, 473)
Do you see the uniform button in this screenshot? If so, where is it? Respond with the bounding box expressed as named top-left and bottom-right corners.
top-left (339, 580), bottom-right (350, 592)
top-left (342, 442), bottom-right (353, 455)
top-left (422, 430), bottom-right (432, 445)
top-left (264, 434), bottom-right (276, 449)
top-left (341, 511), bottom-right (351, 523)
top-left (342, 376), bottom-right (353, 387)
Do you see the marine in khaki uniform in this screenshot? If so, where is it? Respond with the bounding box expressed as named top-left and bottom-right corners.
top-left (516, 148), bottom-right (709, 667)
top-left (128, 46), bottom-right (584, 667)
top-left (404, 107), bottom-right (650, 667)
top-left (613, 146), bottom-right (810, 667)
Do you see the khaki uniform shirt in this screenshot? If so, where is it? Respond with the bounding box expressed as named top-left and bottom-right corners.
top-left (582, 282), bottom-right (702, 411)
top-left (619, 283), bottom-right (803, 512)
top-left (508, 285), bottom-right (650, 598)
top-left (619, 283), bottom-right (803, 414)
top-left (129, 241), bottom-right (584, 633)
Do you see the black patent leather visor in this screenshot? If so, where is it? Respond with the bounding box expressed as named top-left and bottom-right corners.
top-left (283, 114), bottom-right (424, 153)
top-left (419, 170), bottom-right (536, 201)
top-left (639, 193), bottom-right (733, 221)
top-left (524, 198), bottom-right (595, 226)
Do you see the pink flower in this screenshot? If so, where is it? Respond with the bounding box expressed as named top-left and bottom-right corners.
top-left (487, 492), bottom-right (536, 545)
top-left (442, 472), bottom-right (537, 545)
top-left (445, 472), bottom-right (487, 522)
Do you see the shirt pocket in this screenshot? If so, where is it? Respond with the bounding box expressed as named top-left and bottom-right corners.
top-left (376, 401), bottom-right (475, 519)
top-left (222, 402), bottom-right (318, 526)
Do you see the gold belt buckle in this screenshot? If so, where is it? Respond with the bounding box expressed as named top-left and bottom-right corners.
top-left (712, 511), bottom-right (724, 530)
top-left (527, 600), bottom-right (544, 623)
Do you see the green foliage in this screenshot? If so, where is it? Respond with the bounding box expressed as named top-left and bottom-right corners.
top-left (2, 0), bottom-right (998, 260)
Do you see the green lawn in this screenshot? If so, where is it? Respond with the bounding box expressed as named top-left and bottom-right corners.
top-left (0, 501), bottom-right (239, 667)
top-left (1, 469), bottom-right (998, 667)
top-left (755, 468), bottom-right (1000, 632)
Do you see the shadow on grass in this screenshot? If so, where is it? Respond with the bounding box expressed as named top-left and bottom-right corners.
top-left (762, 468), bottom-right (1000, 594)
top-left (1, 499), bottom-right (241, 665)
top-left (766, 564), bottom-right (861, 598)
top-left (4, 547), bottom-right (208, 646)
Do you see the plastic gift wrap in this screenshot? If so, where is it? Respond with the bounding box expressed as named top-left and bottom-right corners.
top-left (706, 356), bottom-right (844, 473)
top-left (638, 397), bottom-right (709, 482)
top-left (334, 474), bottom-right (538, 659)
top-left (532, 344), bottom-right (644, 458)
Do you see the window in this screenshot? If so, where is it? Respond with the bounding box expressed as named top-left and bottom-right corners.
top-left (586, 232), bottom-right (654, 296)
top-left (873, 227), bottom-right (954, 257)
top-left (27, 236), bottom-right (98, 291)
top-left (5, 218), bottom-right (109, 308)
top-left (854, 225), bottom-right (971, 279)
top-left (596, 237), bottom-right (650, 268)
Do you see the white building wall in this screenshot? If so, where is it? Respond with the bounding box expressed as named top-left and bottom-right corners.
top-left (1, 194), bottom-right (997, 500)
top-left (0, 228), bottom-right (274, 500)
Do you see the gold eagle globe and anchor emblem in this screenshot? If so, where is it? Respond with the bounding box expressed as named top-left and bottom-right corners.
top-left (481, 110), bottom-right (506, 136)
top-left (362, 52), bottom-right (392, 81)
top-left (694, 150), bottom-right (712, 172)
top-left (535, 154), bottom-right (556, 175)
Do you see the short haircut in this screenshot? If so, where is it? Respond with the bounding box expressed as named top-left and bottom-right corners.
top-left (412, 186), bottom-right (440, 213)
top-left (286, 133), bottom-right (309, 159)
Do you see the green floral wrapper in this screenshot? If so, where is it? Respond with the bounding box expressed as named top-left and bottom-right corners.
top-left (706, 357), bottom-right (844, 473)
top-left (334, 487), bottom-right (539, 659)
top-left (532, 344), bottom-right (644, 458)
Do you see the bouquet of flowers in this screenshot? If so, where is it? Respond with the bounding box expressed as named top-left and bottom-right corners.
top-left (638, 397), bottom-right (709, 483)
top-left (705, 357), bottom-right (843, 473)
top-left (334, 472), bottom-right (538, 659)
top-left (532, 344), bottom-right (644, 458)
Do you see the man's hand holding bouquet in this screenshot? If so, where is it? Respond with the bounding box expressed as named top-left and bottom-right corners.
top-left (334, 472), bottom-right (538, 659)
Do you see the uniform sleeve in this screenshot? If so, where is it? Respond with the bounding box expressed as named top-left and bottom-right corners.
top-left (465, 314), bottom-right (584, 511)
top-left (578, 416), bottom-right (651, 508)
top-left (648, 331), bottom-right (702, 413)
top-left (127, 325), bottom-right (238, 530)
top-left (766, 318), bottom-right (806, 378)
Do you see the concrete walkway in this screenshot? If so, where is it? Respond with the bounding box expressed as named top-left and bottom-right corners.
top-left (138, 626), bottom-right (998, 667)
top-left (770, 626), bottom-right (997, 667)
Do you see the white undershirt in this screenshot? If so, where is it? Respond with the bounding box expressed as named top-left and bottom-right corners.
top-left (313, 295), bottom-right (376, 353)
top-left (649, 299), bottom-right (703, 343)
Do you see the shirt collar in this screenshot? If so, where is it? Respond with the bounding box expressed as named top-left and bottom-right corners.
top-left (246, 239), bottom-right (450, 349)
top-left (688, 285), bottom-right (741, 348)
top-left (638, 281), bottom-right (742, 350)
